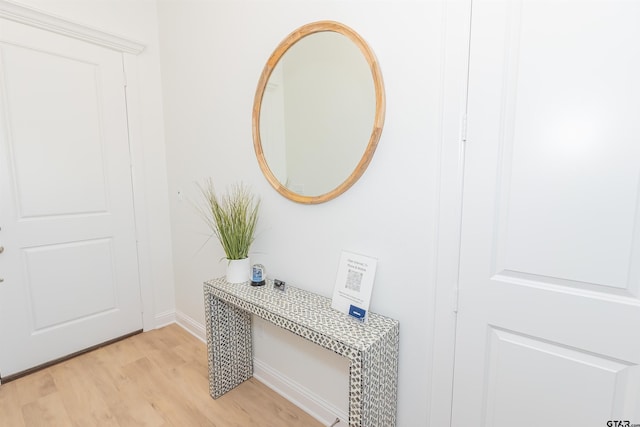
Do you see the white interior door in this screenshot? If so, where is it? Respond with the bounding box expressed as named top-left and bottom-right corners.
top-left (0, 18), bottom-right (142, 378)
top-left (452, 1), bottom-right (640, 425)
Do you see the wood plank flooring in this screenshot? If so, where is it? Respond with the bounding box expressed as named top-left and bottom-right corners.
top-left (0, 324), bottom-right (324, 427)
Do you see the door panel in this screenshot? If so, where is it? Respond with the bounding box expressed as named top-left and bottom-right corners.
top-left (6, 43), bottom-right (108, 218)
top-left (493, 0), bottom-right (640, 292)
top-left (452, 0), bottom-right (640, 425)
top-left (24, 239), bottom-right (117, 331)
top-left (0, 18), bottom-right (141, 377)
top-left (484, 327), bottom-right (634, 426)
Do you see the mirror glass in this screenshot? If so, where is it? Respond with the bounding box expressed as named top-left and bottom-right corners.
top-left (253, 21), bottom-right (385, 204)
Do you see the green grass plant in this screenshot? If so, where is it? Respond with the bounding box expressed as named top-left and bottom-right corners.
top-left (197, 179), bottom-right (260, 260)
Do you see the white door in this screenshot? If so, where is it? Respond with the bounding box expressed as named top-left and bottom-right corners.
top-left (452, 1), bottom-right (640, 425)
top-left (0, 18), bottom-right (142, 378)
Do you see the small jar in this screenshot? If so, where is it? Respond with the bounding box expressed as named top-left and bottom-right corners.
top-left (251, 263), bottom-right (266, 287)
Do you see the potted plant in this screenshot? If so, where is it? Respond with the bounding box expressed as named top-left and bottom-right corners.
top-left (197, 179), bottom-right (260, 283)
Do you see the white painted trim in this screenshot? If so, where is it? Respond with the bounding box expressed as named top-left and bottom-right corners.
top-left (428, 1), bottom-right (472, 426)
top-left (122, 52), bottom-right (157, 332)
top-left (155, 309), bottom-right (177, 330)
top-left (175, 310), bottom-right (206, 341)
top-left (253, 358), bottom-right (347, 426)
top-left (0, 0), bottom-right (144, 54)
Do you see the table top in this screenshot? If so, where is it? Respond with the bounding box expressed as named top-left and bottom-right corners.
top-left (204, 277), bottom-right (399, 352)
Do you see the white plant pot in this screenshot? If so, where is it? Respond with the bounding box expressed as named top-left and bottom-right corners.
top-left (226, 258), bottom-right (250, 284)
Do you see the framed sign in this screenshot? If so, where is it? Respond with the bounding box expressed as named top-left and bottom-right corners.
top-left (331, 251), bottom-right (377, 321)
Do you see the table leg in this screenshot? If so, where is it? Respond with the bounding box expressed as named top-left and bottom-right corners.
top-left (206, 294), bottom-right (253, 398)
top-left (348, 353), bottom-right (363, 427)
top-left (349, 326), bottom-right (399, 427)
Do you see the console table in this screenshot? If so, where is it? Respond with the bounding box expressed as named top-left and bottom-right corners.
top-left (204, 277), bottom-right (399, 427)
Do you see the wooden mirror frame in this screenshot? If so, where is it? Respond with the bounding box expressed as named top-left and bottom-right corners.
top-left (252, 21), bottom-right (386, 204)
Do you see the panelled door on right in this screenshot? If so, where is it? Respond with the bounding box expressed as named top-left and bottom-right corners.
top-left (452, 1), bottom-right (640, 426)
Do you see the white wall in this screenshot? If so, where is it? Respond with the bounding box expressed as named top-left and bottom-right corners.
top-left (9, 0), bottom-right (177, 327)
top-left (157, 1), bottom-right (468, 425)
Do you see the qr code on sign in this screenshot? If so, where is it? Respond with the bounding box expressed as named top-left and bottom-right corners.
top-left (345, 269), bottom-right (363, 292)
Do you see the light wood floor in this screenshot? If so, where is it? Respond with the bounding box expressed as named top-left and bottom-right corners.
top-left (0, 324), bottom-right (323, 427)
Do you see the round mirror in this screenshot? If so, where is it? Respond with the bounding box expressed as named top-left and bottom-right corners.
top-left (252, 21), bottom-right (385, 204)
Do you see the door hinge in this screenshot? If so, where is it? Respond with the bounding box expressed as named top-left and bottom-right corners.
top-left (453, 288), bottom-right (459, 313)
top-left (460, 114), bottom-right (468, 143)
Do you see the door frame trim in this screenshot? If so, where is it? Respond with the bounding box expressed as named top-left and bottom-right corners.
top-left (123, 52), bottom-right (156, 331)
top-left (0, 0), bottom-right (155, 332)
top-left (428, 1), bottom-right (472, 426)
top-left (0, 0), bottom-right (144, 54)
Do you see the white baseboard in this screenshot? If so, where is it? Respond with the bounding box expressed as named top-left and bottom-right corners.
top-left (154, 309), bottom-right (176, 329)
top-left (253, 358), bottom-right (347, 426)
top-left (172, 314), bottom-right (347, 425)
top-left (175, 310), bottom-right (206, 342)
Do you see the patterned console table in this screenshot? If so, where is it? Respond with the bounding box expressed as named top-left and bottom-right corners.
top-left (204, 277), bottom-right (399, 427)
